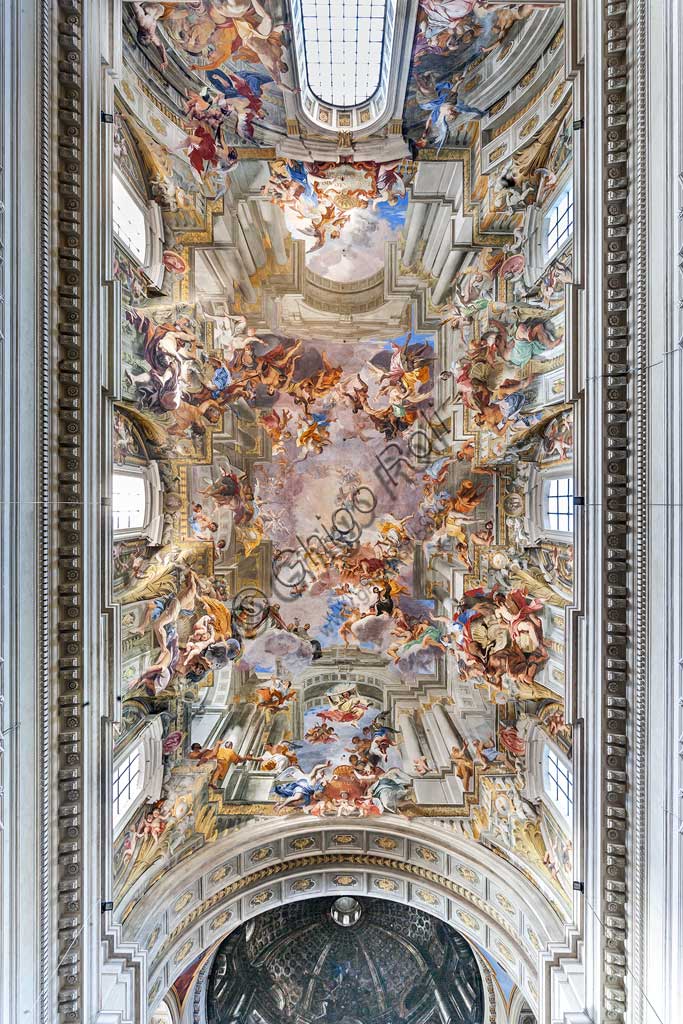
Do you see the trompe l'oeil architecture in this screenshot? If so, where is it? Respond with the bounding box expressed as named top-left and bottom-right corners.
top-left (0, 3), bottom-right (681, 1024)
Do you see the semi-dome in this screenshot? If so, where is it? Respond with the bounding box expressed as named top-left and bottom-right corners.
top-left (207, 896), bottom-right (485, 1024)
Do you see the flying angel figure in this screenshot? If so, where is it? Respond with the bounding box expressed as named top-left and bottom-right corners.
top-left (414, 71), bottom-right (486, 152)
top-left (253, 677), bottom-right (297, 712)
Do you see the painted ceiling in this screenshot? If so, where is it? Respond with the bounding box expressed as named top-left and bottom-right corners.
top-left (113, 0), bottom-right (574, 1011)
top-left (205, 896), bottom-right (485, 1024)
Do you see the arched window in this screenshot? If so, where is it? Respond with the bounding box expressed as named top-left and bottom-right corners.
top-left (112, 717), bottom-right (164, 834)
top-left (545, 182), bottom-right (574, 259)
top-left (544, 476), bottom-right (573, 533)
top-left (113, 170), bottom-right (148, 264)
top-left (113, 746), bottom-right (144, 827)
top-left (112, 469), bottom-right (147, 533)
top-left (542, 743), bottom-right (573, 821)
top-left (298, 0), bottom-right (389, 107)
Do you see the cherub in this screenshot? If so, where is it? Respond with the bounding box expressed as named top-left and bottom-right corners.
top-left (180, 614), bottom-right (216, 672)
top-left (189, 503), bottom-right (219, 542)
top-left (123, 804), bottom-right (170, 864)
top-left (450, 744), bottom-right (475, 790)
top-left (296, 412), bottom-right (333, 457)
top-left (258, 407), bottom-right (293, 452)
top-left (480, 3), bottom-right (552, 54)
top-left (546, 709), bottom-right (572, 742)
top-left (339, 606), bottom-right (364, 648)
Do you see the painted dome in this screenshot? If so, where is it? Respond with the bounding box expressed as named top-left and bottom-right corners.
top-left (206, 896), bottom-right (485, 1024)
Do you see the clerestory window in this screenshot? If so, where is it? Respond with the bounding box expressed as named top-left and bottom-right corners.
top-left (543, 744), bottom-right (573, 822)
top-left (113, 746), bottom-right (144, 827)
top-left (113, 170), bottom-right (148, 264)
top-left (113, 469), bottom-right (147, 534)
top-left (544, 476), bottom-right (574, 533)
top-left (545, 183), bottom-right (574, 259)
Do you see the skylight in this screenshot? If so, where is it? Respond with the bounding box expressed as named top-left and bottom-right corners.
top-left (299, 0), bottom-right (388, 107)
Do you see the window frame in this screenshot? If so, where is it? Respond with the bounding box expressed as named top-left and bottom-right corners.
top-left (542, 742), bottom-right (574, 824)
top-left (111, 461), bottom-right (164, 543)
top-left (112, 168), bottom-right (165, 286)
top-left (543, 474), bottom-right (574, 535)
top-left (113, 745), bottom-right (145, 828)
top-left (288, 0), bottom-right (404, 134)
top-left (113, 169), bottom-right (149, 265)
top-left (112, 465), bottom-right (149, 538)
top-left (112, 716), bottom-right (164, 836)
top-left (530, 464), bottom-right (575, 544)
top-left (544, 181), bottom-right (574, 261)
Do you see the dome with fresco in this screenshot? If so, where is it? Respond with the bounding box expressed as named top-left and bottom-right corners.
top-left (206, 896), bottom-right (484, 1024)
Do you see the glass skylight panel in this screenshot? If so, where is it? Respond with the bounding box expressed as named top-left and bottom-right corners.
top-left (299, 0), bottom-right (388, 107)
top-left (545, 477), bottom-right (574, 533)
top-left (113, 172), bottom-right (147, 263)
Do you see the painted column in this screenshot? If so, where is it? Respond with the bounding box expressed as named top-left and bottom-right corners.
top-left (402, 202), bottom-right (428, 266)
top-left (422, 206), bottom-right (451, 273)
top-left (431, 222), bottom-right (453, 279)
top-left (431, 249), bottom-right (462, 307)
top-left (266, 712), bottom-right (287, 748)
top-left (260, 203), bottom-right (288, 266)
top-left (217, 250), bottom-right (257, 305)
top-left (431, 702), bottom-right (464, 753)
top-left (399, 713), bottom-right (423, 770)
top-left (226, 704), bottom-right (255, 753)
top-left (237, 202), bottom-right (266, 268)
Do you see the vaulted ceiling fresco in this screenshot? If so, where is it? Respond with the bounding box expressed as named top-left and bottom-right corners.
top-left (113, 0), bottom-right (574, 1012)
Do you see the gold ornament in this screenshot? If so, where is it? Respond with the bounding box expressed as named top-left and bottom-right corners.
top-left (250, 890), bottom-right (273, 907)
top-left (332, 874), bottom-right (357, 887)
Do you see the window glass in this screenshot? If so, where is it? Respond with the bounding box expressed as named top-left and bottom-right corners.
top-left (543, 744), bottom-right (573, 821)
top-left (113, 747), bottom-right (144, 826)
top-left (113, 172), bottom-right (147, 263)
top-left (298, 0), bottom-right (388, 107)
top-left (113, 470), bottom-right (147, 532)
top-left (545, 183), bottom-right (573, 258)
top-left (545, 476), bottom-right (574, 533)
